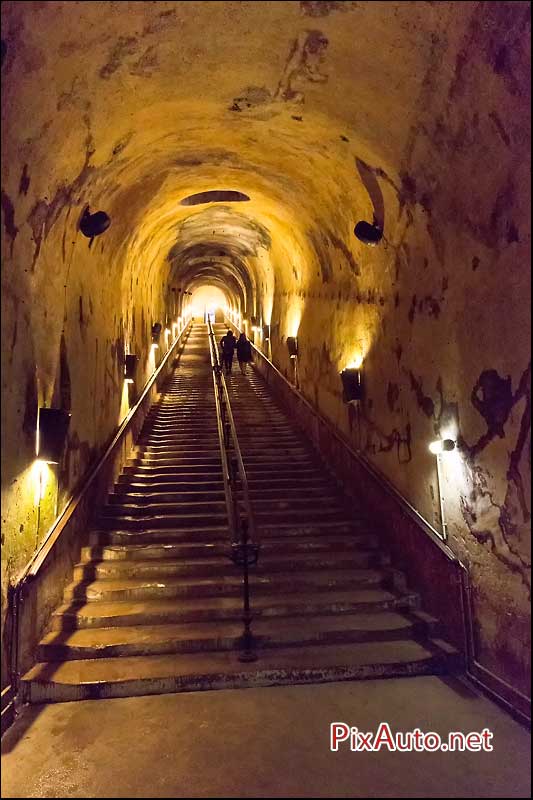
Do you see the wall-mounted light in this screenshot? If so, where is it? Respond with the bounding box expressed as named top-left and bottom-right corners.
top-left (287, 336), bottom-right (298, 359)
top-left (151, 322), bottom-right (162, 348)
top-left (124, 354), bottom-right (138, 384)
top-left (429, 438), bottom-right (456, 455)
top-left (263, 324), bottom-right (270, 341)
top-left (36, 407), bottom-right (71, 464)
top-left (354, 220), bottom-right (383, 246)
top-left (429, 437), bottom-right (456, 541)
top-left (340, 367), bottom-right (363, 403)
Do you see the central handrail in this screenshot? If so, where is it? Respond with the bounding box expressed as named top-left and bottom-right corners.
top-left (207, 319), bottom-right (259, 662)
top-left (207, 319), bottom-right (258, 548)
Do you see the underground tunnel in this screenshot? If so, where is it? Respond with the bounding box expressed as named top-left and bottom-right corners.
top-left (0, 0), bottom-right (531, 793)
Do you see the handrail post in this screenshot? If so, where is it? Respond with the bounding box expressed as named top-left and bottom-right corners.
top-left (235, 519), bottom-right (258, 663)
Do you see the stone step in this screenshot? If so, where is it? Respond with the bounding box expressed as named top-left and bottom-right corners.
top-left (138, 438), bottom-right (304, 451)
top-left (128, 455), bottom-right (224, 466)
top-left (51, 588), bottom-right (419, 629)
top-left (99, 507), bottom-right (351, 530)
top-left (110, 486), bottom-right (343, 504)
top-left (105, 494), bottom-right (343, 513)
top-left (137, 444), bottom-right (221, 452)
top-left (146, 417), bottom-right (292, 428)
top-left (114, 480), bottom-right (225, 493)
top-left (128, 452), bottom-right (315, 466)
top-left (81, 532), bottom-right (380, 561)
top-left (63, 568), bottom-right (389, 602)
top-left (89, 526), bottom-right (230, 545)
top-left (75, 550), bottom-right (386, 579)
top-left (37, 610), bottom-right (440, 661)
top-left (109, 490), bottom-right (226, 503)
top-left (99, 512), bottom-right (229, 530)
top-left (103, 499), bottom-right (228, 516)
top-left (121, 463), bottom-right (323, 478)
top-left (115, 476), bottom-right (329, 490)
top-left (122, 464), bottom-right (224, 476)
top-left (22, 639), bottom-right (458, 703)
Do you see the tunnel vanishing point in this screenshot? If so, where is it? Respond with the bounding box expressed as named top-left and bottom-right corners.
top-left (0, 0), bottom-right (531, 733)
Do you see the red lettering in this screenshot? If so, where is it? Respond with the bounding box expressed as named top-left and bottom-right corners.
top-left (373, 722), bottom-right (396, 752)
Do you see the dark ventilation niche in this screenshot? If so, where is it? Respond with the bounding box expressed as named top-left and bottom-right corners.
top-left (180, 190), bottom-right (251, 206)
top-left (79, 205), bottom-right (111, 239)
top-left (354, 220), bottom-right (383, 246)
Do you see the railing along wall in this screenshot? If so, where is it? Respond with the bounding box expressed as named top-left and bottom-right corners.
top-left (224, 318), bottom-right (531, 724)
top-left (207, 319), bottom-right (260, 662)
top-left (5, 321), bottom-right (192, 726)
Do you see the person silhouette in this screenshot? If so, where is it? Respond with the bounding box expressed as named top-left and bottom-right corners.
top-left (219, 330), bottom-right (236, 375)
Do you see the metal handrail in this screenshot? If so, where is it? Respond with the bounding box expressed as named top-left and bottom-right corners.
top-left (207, 328), bottom-right (238, 542)
top-left (207, 319), bottom-right (258, 548)
top-left (207, 318), bottom-right (259, 662)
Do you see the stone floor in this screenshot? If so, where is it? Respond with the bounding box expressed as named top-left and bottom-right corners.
top-left (1, 676), bottom-right (530, 798)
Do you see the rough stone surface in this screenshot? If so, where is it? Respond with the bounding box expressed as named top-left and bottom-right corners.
top-left (1, 677), bottom-right (531, 798)
top-left (1, 0), bottom-right (530, 703)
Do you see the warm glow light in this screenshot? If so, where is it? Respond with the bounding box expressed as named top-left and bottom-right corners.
top-left (429, 438), bottom-right (456, 455)
top-left (119, 376), bottom-right (132, 422)
top-left (347, 355), bottom-right (364, 370)
top-left (151, 342), bottom-right (159, 351)
top-left (32, 460), bottom-right (50, 506)
top-left (287, 304), bottom-right (302, 338)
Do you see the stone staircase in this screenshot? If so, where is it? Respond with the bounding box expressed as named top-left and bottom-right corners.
top-left (21, 323), bottom-right (458, 703)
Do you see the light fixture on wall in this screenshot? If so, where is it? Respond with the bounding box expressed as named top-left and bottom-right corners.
top-left (287, 336), bottom-right (298, 359)
top-left (340, 367), bottom-right (363, 403)
top-left (36, 407), bottom-right (71, 464)
top-left (429, 438), bottom-right (456, 454)
top-left (151, 322), bottom-right (162, 348)
top-left (263, 324), bottom-right (270, 341)
top-left (124, 354), bottom-right (138, 384)
top-left (354, 220), bottom-right (383, 246)
top-left (429, 437), bottom-right (456, 541)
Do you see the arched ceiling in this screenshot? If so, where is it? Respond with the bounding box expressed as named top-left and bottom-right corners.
top-left (1, 0), bottom-right (468, 315)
